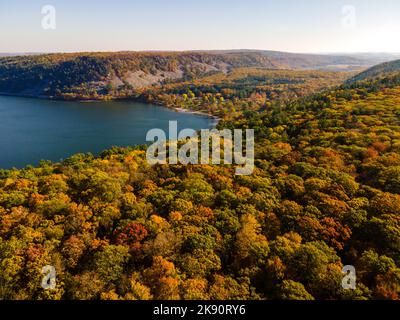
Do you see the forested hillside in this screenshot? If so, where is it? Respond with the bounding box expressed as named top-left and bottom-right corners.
top-left (348, 59), bottom-right (400, 83)
top-left (0, 65), bottom-right (399, 300)
top-left (0, 51), bottom-right (370, 100)
top-left (141, 68), bottom-right (352, 118)
top-left (0, 52), bottom-right (280, 98)
top-left (257, 50), bottom-right (370, 70)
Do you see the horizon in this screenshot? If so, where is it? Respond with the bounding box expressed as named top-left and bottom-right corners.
top-left (1, 49), bottom-right (400, 56)
top-left (1, 0), bottom-right (400, 53)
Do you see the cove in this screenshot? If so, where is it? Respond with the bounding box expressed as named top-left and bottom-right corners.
top-left (0, 95), bottom-right (217, 169)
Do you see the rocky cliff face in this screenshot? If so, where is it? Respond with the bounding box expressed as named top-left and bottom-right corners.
top-left (0, 51), bottom-right (281, 98)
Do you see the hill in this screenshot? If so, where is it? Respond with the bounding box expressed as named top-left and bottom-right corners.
top-left (0, 50), bottom-right (373, 100)
top-left (201, 50), bottom-right (378, 70)
top-left (0, 53), bottom-right (41, 57)
top-left (141, 68), bottom-right (353, 117)
top-left (257, 50), bottom-right (370, 70)
top-left (348, 59), bottom-right (400, 83)
top-left (0, 51), bottom-right (280, 98)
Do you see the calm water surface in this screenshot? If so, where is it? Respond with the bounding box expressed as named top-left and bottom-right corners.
top-left (0, 96), bottom-right (216, 169)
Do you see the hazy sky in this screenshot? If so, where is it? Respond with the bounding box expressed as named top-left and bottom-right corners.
top-left (1, 0), bottom-right (400, 53)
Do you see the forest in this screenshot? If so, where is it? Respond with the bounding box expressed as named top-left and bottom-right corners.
top-left (0, 58), bottom-right (400, 300)
top-left (0, 51), bottom-right (367, 101)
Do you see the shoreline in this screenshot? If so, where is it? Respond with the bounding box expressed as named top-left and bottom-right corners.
top-left (174, 107), bottom-right (221, 121)
top-left (0, 95), bottom-right (220, 170)
top-left (0, 92), bottom-right (221, 122)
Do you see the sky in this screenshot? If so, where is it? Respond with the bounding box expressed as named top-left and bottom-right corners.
top-left (1, 0), bottom-right (400, 53)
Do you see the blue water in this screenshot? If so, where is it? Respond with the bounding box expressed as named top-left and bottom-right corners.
top-left (0, 96), bottom-right (216, 169)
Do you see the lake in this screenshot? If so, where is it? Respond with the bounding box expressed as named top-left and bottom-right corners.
top-left (0, 96), bottom-right (217, 169)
